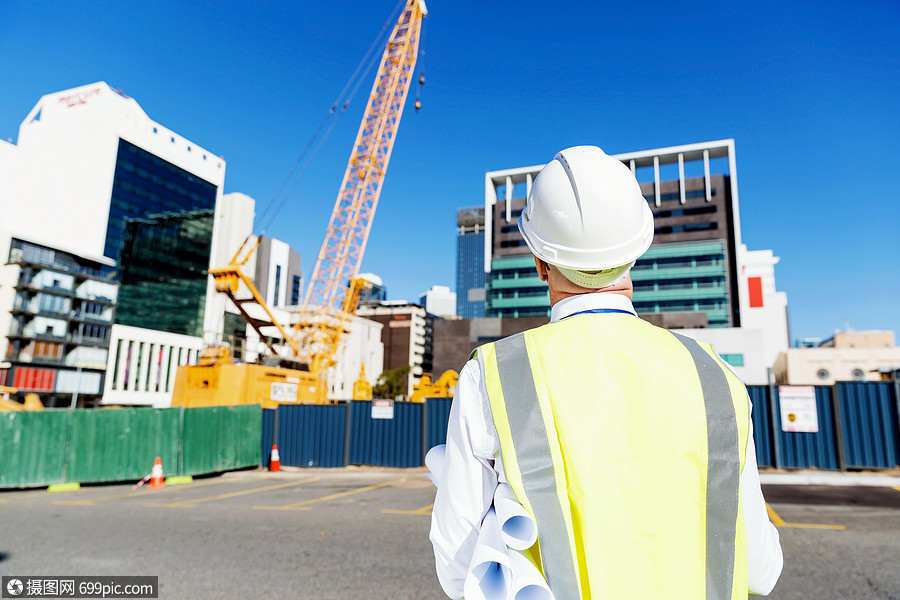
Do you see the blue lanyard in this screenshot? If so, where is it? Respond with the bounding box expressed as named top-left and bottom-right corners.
top-left (561, 308), bottom-right (635, 319)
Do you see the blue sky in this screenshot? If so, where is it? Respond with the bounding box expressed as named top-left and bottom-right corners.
top-left (1, 0), bottom-right (898, 342)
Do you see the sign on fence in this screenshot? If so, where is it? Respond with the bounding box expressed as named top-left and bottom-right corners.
top-left (371, 400), bottom-right (394, 420)
top-left (778, 385), bottom-right (819, 433)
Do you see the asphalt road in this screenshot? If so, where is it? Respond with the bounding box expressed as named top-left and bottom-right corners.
top-left (1, 469), bottom-right (899, 599)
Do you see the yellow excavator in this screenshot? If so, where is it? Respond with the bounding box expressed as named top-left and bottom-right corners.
top-left (171, 0), bottom-right (428, 408)
top-left (0, 385), bottom-right (44, 411)
top-left (409, 370), bottom-right (459, 403)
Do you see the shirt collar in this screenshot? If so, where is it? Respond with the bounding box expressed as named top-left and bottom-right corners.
top-left (550, 293), bottom-right (637, 323)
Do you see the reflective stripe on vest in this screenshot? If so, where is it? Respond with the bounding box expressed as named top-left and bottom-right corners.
top-left (487, 325), bottom-right (743, 600)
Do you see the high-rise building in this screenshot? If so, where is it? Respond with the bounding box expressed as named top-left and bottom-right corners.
top-left (357, 302), bottom-right (431, 398)
top-left (0, 83), bottom-right (235, 407)
top-left (0, 236), bottom-right (118, 406)
top-left (116, 209), bottom-right (215, 337)
top-left (455, 207), bottom-right (486, 318)
top-left (463, 140), bottom-right (789, 384)
top-left (1, 83), bottom-right (225, 268)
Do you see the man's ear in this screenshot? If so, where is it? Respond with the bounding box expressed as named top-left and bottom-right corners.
top-left (534, 256), bottom-right (549, 282)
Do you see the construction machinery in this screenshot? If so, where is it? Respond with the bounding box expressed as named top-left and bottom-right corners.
top-left (409, 370), bottom-right (458, 403)
top-left (172, 0), bottom-right (428, 408)
top-left (0, 385), bottom-right (44, 411)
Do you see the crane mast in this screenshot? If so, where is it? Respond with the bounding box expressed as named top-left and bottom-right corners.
top-left (297, 0), bottom-right (427, 371)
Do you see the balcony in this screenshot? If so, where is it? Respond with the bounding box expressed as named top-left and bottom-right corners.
top-left (631, 264), bottom-right (726, 280)
top-left (633, 286), bottom-right (729, 302)
top-left (67, 335), bottom-right (111, 347)
top-left (489, 275), bottom-right (544, 290)
top-left (71, 311), bottom-right (114, 324)
top-left (489, 295), bottom-right (550, 309)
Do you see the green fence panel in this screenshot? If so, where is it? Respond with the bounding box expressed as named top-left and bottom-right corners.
top-left (0, 411), bottom-right (71, 488)
top-left (181, 405), bottom-right (262, 476)
top-left (65, 408), bottom-right (182, 484)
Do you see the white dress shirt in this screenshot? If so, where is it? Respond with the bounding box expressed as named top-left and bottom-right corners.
top-left (429, 293), bottom-right (783, 599)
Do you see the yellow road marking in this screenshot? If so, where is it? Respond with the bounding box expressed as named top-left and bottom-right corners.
top-left (766, 504), bottom-right (787, 527)
top-left (767, 503), bottom-right (845, 530)
top-left (146, 478), bottom-right (319, 508)
top-left (254, 478), bottom-right (403, 511)
top-left (54, 478), bottom-right (229, 505)
top-left (892, 486), bottom-right (900, 493)
top-left (382, 502), bottom-right (433, 516)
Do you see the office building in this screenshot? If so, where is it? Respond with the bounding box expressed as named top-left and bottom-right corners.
top-left (1, 82), bottom-right (225, 268)
top-left (465, 140), bottom-right (789, 384)
top-left (0, 83), bottom-right (250, 407)
top-left (0, 236), bottom-right (117, 407)
top-left (455, 207), bottom-right (486, 318)
top-left (115, 209), bottom-right (215, 338)
top-left (357, 302), bottom-right (431, 398)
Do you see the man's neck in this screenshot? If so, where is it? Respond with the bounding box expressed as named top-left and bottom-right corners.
top-left (549, 286), bottom-right (633, 307)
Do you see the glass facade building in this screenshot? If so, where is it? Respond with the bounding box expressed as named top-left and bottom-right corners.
top-left (455, 207), bottom-right (486, 319)
top-left (631, 240), bottom-right (731, 328)
top-left (106, 139), bottom-right (218, 265)
top-left (114, 209), bottom-right (215, 337)
top-left (486, 255), bottom-right (549, 318)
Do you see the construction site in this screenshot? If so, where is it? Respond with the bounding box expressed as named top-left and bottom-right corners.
top-left (1, 1), bottom-right (899, 598)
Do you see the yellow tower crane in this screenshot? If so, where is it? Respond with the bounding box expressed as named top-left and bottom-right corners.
top-left (172, 0), bottom-right (427, 408)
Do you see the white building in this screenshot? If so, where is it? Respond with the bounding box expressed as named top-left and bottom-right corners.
top-left (774, 330), bottom-right (900, 385)
top-left (419, 285), bottom-right (457, 318)
top-left (326, 315), bottom-right (384, 400)
top-left (1, 83), bottom-right (226, 263)
top-left (0, 82), bottom-right (244, 407)
top-left (678, 244), bottom-right (790, 384)
top-left (357, 302), bottom-right (429, 398)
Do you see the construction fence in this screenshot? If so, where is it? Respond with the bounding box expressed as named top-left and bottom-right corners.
top-left (264, 384), bottom-right (900, 473)
top-left (0, 405), bottom-right (261, 489)
top-left (748, 382), bottom-right (900, 470)
top-left (261, 398), bottom-right (453, 469)
top-left (4, 382), bottom-right (897, 489)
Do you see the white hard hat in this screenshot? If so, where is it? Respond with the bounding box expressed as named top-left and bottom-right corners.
top-left (518, 145), bottom-right (654, 288)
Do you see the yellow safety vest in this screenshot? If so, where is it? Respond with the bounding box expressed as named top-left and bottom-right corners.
top-left (477, 312), bottom-right (750, 600)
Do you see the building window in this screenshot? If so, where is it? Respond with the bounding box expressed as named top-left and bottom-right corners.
top-left (273, 265), bottom-right (282, 306)
top-left (817, 368), bottom-right (830, 380)
top-left (720, 354), bottom-right (744, 367)
top-left (291, 275), bottom-right (301, 305)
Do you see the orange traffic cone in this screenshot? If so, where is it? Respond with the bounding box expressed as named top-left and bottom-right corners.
top-left (269, 444), bottom-right (281, 472)
top-left (148, 456), bottom-right (165, 489)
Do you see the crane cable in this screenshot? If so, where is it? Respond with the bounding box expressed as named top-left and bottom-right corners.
top-left (257, 0), bottom-right (409, 233)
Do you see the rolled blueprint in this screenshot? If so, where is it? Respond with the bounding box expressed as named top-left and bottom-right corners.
top-left (425, 443), bottom-right (446, 486)
top-left (493, 483), bottom-right (538, 551)
top-left (463, 507), bottom-right (512, 600)
top-left (508, 549), bottom-right (556, 600)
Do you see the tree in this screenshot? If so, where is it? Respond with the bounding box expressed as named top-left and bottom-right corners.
top-left (372, 365), bottom-right (410, 400)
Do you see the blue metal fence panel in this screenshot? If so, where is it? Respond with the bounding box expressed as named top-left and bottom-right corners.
top-left (746, 386), bottom-right (774, 468)
top-left (348, 400), bottom-right (423, 467)
top-left (425, 397), bottom-right (452, 451)
top-left (276, 404), bottom-right (348, 468)
top-left (836, 382), bottom-right (900, 470)
top-left (774, 386), bottom-right (840, 470)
